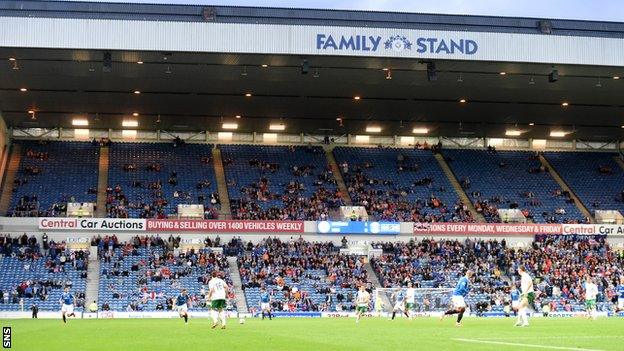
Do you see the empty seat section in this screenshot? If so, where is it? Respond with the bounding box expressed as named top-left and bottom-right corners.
top-left (444, 149), bottom-right (584, 223)
top-left (9, 140), bottom-right (99, 217)
top-left (107, 143), bottom-right (219, 218)
top-left (333, 147), bottom-right (469, 222)
top-left (220, 145), bottom-right (342, 220)
top-left (545, 152), bottom-right (624, 214)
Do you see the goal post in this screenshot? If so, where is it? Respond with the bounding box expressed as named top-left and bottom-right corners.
top-left (373, 288), bottom-right (454, 316)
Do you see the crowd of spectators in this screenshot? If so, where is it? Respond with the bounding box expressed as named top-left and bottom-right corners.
top-left (107, 143), bottom-right (221, 219)
top-left (97, 235), bottom-right (234, 312)
top-left (340, 159), bottom-right (475, 222)
top-left (0, 233), bottom-right (88, 309)
top-left (226, 146), bottom-right (344, 220)
top-left (508, 234), bottom-right (623, 311)
top-left (371, 235), bottom-right (623, 313)
top-left (237, 237), bottom-right (370, 312)
top-left (106, 183), bottom-right (169, 219)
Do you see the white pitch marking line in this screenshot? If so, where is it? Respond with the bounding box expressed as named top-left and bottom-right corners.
top-left (453, 338), bottom-right (606, 351)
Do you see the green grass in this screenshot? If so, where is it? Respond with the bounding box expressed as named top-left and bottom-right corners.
top-left (3, 317), bottom-right (623, 351)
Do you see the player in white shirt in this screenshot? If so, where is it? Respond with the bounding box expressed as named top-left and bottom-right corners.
top-left (583, 276), bottom-right (599, 320)
top-left (355, 286), bottom-right (370, 324)
top-left (208, 271), bottom-right (229, 329)
top-left (516, 265), bottom-right (534, 327)
top-left (405, 282), bottom-right (416, 320)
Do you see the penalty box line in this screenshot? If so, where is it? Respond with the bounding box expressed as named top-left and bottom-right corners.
top-left (453, 338), bottom-right (606, 351)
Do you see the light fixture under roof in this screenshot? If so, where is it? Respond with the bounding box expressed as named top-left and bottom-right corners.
top-left (72, 118), bottom-right (89, 126)
top-left (365, 126), bottom-right (381, 133)
top-left (245, 93), bottom-right (252, 97)
top-left (614, 76), bottom-right (621, 80)
top-left (529, 122), bottom-right (535, 126)
top-left (561, 102), bottom-right (569, 107)
top-left (382, 68), bottom-right (389, 71)
top-left (505, 129), bottom-right (522, 136)
top-left (499, 72), bottom-right (507, 75)
top-left (412, 128), bottom-right (429, 134)
top-left (132, 112), bottom-right (139, 117)
top-left (269, 123), bottom-right (286, 131)
top-left (136, 61), bottom-right (144, 64)
top-left (122, 120), bottom-right (138, 127)
top-left (19, 88), bottom-right (27, 92)
top-left (235, 115), bottom-right (241, 119)
top-left (134, 90), bottom-right (141, 94)
top-left (459, 98), bottom-right (467, 103)
top-left (28, 110), bottom-right (35, 114)
top-left (8, 57), bottom-right (16, 61)
top-left (550, 131), bottom-right (567, 137)
top-left (222, 123), bottom-right (238, 130)
top-left (261, 64), bottom-right (268, 68)
top-left (353, 96), bottom-right (361, 100)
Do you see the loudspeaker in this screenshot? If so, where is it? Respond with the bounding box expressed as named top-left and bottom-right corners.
top-left (102, 52), bottom-right (112, 73)
top-left (548, 69), bottom-right (558, 83)
top-left (426, 62), bottom-right (437, 81)
top-left (301, 59), bottom-right (309, 75)
top-left (202, 7), bottom-right (216, 21)
top-left (538, 20), bottom-right (553, 34)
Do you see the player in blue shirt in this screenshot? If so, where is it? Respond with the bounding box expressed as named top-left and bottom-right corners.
top-left (441, 270), bottom-right (473, 326)
top-left (175, 289), bottom-right (190, 324)
top-left (260, 287), bottom-right (272, 320)
top-left (60, 286), bottom-right (76, 323)
top-left (391, 289), bottom-right (409, 320)
top-left (617, 276), bottom-right (624, 312)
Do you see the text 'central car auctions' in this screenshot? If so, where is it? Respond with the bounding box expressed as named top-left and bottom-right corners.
top-left (38, 218), bottom-right (145, 231)
top-left (145, 219), bottom-right (304, 233)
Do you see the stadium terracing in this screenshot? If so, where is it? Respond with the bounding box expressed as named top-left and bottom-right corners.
top-left (0, 1), bottom-right (623, 318)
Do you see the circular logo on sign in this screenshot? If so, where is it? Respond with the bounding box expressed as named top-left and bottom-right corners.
top-left (370, 222), bottom-right (380, 234)
top-left (318, 221), bottom-right (331, 233)
top-left (392, 40), bottom-right (404, 52)
top-left (384, 35), bottom-right (412, 53)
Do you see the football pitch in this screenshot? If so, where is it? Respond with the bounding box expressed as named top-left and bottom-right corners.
top-left (3, 317), bottom-right (623, 351)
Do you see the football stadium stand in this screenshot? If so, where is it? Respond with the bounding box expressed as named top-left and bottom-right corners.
top-left (8, 141), bottom-right (99, 217)
top-left (95, 235), bottom-right (235, 312)
top-left (220, 145), bottom-right (344, 220)
top-left (107, 143), bottom-right (220, 219)
top-left (443, 149), bottom-right (586, 223)
top-left (333, 147), bottom-right (474, 222)
top-left (237, 238), bottom-right (369, 312)
top-left (544, 152), bottom-right (624, 215)
top-left (0, 234), bottom-right (88, 311)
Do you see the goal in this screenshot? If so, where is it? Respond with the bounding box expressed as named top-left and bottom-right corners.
top-left (373, 288), bottom-right (454, 316)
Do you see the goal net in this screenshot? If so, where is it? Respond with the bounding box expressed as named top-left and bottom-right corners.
top-left (373, 288), bottom-right (454, 316)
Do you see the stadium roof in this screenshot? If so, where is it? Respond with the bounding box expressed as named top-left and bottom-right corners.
top-left (1, 1), bottom-right (624, 140)
top-left (2, 1), bottom-right (624, 38)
